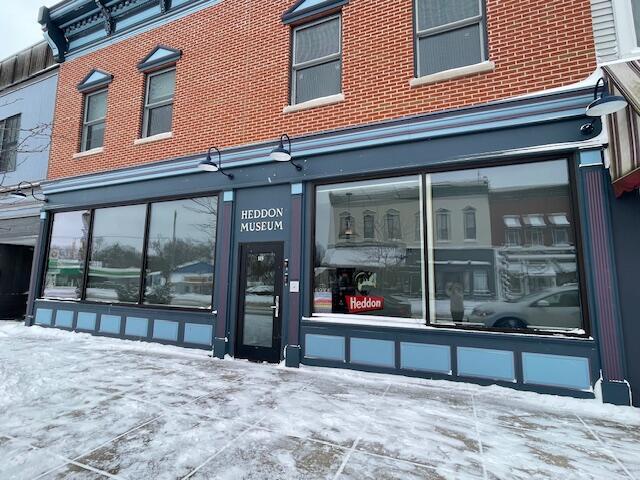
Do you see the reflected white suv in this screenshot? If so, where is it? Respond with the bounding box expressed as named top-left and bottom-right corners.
top-left (467, 285), bottom-right (582, 331)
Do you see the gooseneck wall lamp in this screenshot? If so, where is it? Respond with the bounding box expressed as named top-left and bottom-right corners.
top-left (198, 146), bottom-right (234, 179)
top-left (270, 134), bottom-right (302, 171)
top-left (581, 77), bottom-right (628, 135)
top-left (8, 181), bottom-right (47, 202)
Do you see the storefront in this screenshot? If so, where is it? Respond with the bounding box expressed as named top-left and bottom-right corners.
top-left (28, 85), bottom-right (631, 404)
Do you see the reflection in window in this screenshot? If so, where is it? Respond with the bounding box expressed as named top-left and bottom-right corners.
top-left (314, 176), bottom-right (424, 321)
top-left (339, 211), bottom-right (355, 239)
top-left (428, 159), bottom-right (583, 333)
top-left (43, 211), bottom-right (90, 299)
top-left (464, 207), bottom-right (477, 240)
top-left (86, 205), bottom-right (147, 303)
top-left (386, 209), bottom-right (401, 240)
top-left (364, 211), bottom-right (375, 240)
top-left (144, 197), bottom-right (217, 308)
top-left (435, 209), bottom-right (450, 241)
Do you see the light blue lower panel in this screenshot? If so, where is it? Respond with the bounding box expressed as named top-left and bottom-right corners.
top-left (100, 315), bottom-right (121, 334)
top-left (457, 347), bottom-right (515, 382)
top-left (35, 308), bottom-right (53, 326)
top-left (153, 320), bottom-right (179, 341)
top-left (184, 323), bottom-right (213, 345)
top-left (76, 312), bottom-right (97, 331)
top-left (304, 334), bottom-right (346, 362)
top-left (522, 353), bottom-right (591, 391)
top-left (54, 310), bottom-right (74, 328)
top-left (350, 338), bottom-right (395, 368)
top-left (125, 317), bottom-right (149, 337)
top-left (401, 342), bottom-right (451, 374)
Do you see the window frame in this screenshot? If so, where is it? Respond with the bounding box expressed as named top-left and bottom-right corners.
top-left (0, 114), bottom-right (21, 173)
top-left (40, 192), bottom-right (220, 313)
top-left (308, 155), bottom-right (590, 339)
top-left (290, 14), bottom-right (342, 106)
top-left (463, 206), bottom-right (477, 241)
top-left (413, 0), bottom-right (488, 78)
top-left (142, 66), bottom-right (176, 138)
top-left (81, 89), bottom-right (108, 152)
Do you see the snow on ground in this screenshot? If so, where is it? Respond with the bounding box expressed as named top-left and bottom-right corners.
top-left (0, 321), bottom-right (639, 480)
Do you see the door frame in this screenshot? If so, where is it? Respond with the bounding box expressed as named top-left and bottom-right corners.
top-left (235, 241), bottom-right (285, 363)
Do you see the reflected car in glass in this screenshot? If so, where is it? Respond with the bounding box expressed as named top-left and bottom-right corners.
top-left (467, 284), bottom-right (582, 331)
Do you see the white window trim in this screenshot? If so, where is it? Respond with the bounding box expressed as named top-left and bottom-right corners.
top-left (283, 93), bottom-right (345, 114)
top-left (81, 89), bottom-right (107, 152)
top-left (73, 147), bottom-right (104, 159)
top-left (410, 61), bottom-right (495, 88)
top-left (290, 14), bottom-right (342, 107)
top-left (414, 0), bottom-right (488, 79)
top-left (612, 0), bottom-right (640, 58)
top-left (134, 131), bottom-right (173, 145)
top-left (142, 66), bottom-right (176, 139)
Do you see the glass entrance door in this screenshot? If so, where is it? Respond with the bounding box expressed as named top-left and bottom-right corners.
top-left (236, 242), bottom-right (284, 363)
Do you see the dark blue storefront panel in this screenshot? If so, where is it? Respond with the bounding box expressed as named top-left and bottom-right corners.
top-left (300, 321), bottom-right (599, 397)
top-left (33, 300), bottom-right (216, 350)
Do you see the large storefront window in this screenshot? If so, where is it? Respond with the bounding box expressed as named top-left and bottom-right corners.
top-left (42, 195), bottom-right (219, 309)
top-left (314, 177), bottom-right (425, 321)
top-left (43, 211), bottom-right (90, 299)
top-left (86, 205), bottom-right (147, 303)
top-left (144, 197), bottom-right (217, 308)
top-left (427, 160), bottom-right (583, 333)
top-left (312, 159), bottom-right (584, 335)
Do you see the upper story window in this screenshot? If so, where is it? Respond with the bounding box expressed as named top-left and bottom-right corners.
top-left (363, 211), bottom-right (375, 240)
top-left (81, 90), bottom-right (107, 152)
top-left (414, 0), bottom-right (487, 77)
top-left (0, 114), bottom-right (20, 172)
top-left (291, 15), bottom-right (342, 105)
top-left (463, 206), bottom-right (477, 240)
top-left (143, 67), bottom-right (176, 138)
top-left (435, 209), bottom-right (450, 241)
top-left (386, 209), bottom-right (402, 240)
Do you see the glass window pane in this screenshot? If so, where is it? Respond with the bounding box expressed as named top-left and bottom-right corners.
top-left (84, 122), bottom-right (105, 151)
top-left (418, 24), bottom-right (483, 76)
top-left (295, 60), bottom-right (341, 104)
top-left (0, 114), bottom-right (20, 172)
top-left (314, 176), bottom-right (424, 321)
top-left (86, 91), bottom-right (107, 122)
top-left (147, 69), bottom-right (175, 104)
top-left (416, 0), bottom-right (480, 31)
top-left (427, 159), bottom-right (583, 333)
top-left (86, 205), bottom-right (147, 303)
top-left (144, 197), bottom-right (218, 308)
top-left (146, 104), bottom-right (173, 137)
top-left (43, 211), bottom-right (91, 300)
top-left (294, 17), bottom-right (340, 65)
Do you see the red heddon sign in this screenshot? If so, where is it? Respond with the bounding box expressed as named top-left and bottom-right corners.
top-left (346, 295), bottom-right (384, 314)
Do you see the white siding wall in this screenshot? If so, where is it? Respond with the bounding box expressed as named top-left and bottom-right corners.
top-left (591, 0), bottom-right (619, 62)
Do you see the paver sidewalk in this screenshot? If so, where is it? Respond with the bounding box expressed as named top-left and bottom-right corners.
top-left (0, 322), bottom-right (639, 480)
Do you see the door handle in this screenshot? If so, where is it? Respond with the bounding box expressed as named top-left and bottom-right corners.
top-left (270, 295), bottom-right (280, 318)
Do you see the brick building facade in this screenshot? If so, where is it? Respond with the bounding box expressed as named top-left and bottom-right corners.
top-left (30, 0), bottom-right (635, 406)
top-left (47, 0), bottom-right (596, 179)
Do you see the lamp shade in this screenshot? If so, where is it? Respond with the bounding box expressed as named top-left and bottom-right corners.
top-left (198, 158), bottom-right (219, 172)
top-left (586, 94), bottom-right (628, 117)
top-left (270, 144), bottom-right (291, 162)
top-left (9, 190), bottom-right (27, 199)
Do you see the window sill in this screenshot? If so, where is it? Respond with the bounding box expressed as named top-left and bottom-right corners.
top-left (134, 131), bottom-right (173, 145)
top-left (283, 93), bottom-right (345, 114)
top-left (73, 147), bottom-right (104, 159)
top-left (410, 61), bottom-right (495, 88)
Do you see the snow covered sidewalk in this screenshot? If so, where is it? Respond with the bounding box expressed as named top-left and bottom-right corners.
top-left (0, 322), bottom-right (639, 480)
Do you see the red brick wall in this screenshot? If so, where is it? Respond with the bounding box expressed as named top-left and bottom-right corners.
top-left (48, 0), bottom-right (597, 180)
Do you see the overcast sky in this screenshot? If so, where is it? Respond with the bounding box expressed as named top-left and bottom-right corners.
top-left (0, 1), bottom-right (58, 60)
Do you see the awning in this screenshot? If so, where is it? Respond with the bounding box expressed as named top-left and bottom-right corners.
top-left (603, 60), bottom-right (640, 196)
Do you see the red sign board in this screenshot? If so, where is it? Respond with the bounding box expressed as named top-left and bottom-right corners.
top-left (346, 295), bottom-right (384, 314)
